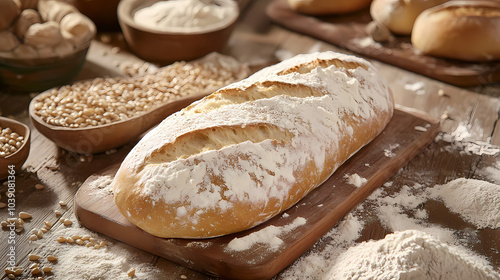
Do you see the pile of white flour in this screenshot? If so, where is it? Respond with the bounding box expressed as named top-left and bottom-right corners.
top-left (279, 175), bottom-right (500, 279)
top-left (428, 178), bottom-right (500, 229)
top-left (327, 230), bottom-right (498, 280)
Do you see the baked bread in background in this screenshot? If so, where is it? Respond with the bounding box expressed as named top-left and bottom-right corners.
top-left (287, 0), bottom-right (373, 15)
top-left (0, 0), bottom-right (21, 30)
top-left (111, 51), bottom-right (394, 239)
top-left (370, 0), bottom-right (448, 35)
top-left (411, 1), bottom-right (500, 62)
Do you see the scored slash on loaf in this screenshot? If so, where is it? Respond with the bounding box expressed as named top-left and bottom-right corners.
top-left (111, 51), bottom-right (395, 239)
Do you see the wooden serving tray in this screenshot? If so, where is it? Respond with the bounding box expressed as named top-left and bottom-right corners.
top-left (266, 0), bottom-right (500, 87)
top-left (74, 107), bottom-right (440, 280)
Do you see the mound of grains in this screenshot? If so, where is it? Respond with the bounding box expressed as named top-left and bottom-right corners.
top-left (0, 126), bottom-right (25, 157)
top-left (32, 55), bottom-right (245, 128)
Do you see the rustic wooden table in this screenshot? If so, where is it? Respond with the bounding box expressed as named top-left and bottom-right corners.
top-left (1, 1), bottom-right (499, 279)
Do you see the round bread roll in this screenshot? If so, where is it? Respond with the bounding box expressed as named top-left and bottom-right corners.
top-left (14, 9), bottom-right (42, 39)
top-left (411, 1), bottom-right (500, 62)
top-left (0, 0), bottom-right (21, 30)
top-left (287, 0), bottom-right (372, 15)
top-left (24, 21), bottom-right (63, 48)
top-left (60, 13), bottom-right (96, 47)
top-left (370, 0), bottom-right (449, 35)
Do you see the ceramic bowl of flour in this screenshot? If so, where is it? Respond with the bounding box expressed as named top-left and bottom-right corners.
top-left (117, 0), bottom-right (239, 65)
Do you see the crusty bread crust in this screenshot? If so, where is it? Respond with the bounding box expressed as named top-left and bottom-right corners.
top-left (411, 1), bottom-right (500, 62)
top-left (111, 51), bottom-right (394, 238)
top-left (287, 0), bottom-right (372, 15)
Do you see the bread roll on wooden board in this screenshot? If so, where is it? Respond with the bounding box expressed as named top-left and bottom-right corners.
top-left (111, 51), bottom-right (394, 239)
top-left (412, 1), bottom-right (500, 62)
top-left (370, 0), bottom-right (449, 35)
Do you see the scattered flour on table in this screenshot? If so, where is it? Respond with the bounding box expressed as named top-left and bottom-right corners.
top-left (479, 159), bottom-right (500, 184)
top-left (227, 217), bottom-right (306, 252)
top-left (437, 128), bottom-right (500, 156)
top-left (351, 36), bottom-right (379, 49)
top-left (384, 143), bottom-right (400, 158)
top-left (31, 217), bottom-right (163, 280)
top-left (428, 178), bottom-right (500, 229)
top-left (280, 177), bottom-right (500, 279)
top-left (404, 81), bottom-right (426, 95)
top-left (88, 175), bottom-right (114, 197)
top-left (278, 213), bottom-right (364, 280)
top-left (370, 183), bottom-right (457, 244)
top-left (326, 230), bottom-right (499, 280)
top-left (345, 173), bottom-right (367, 188)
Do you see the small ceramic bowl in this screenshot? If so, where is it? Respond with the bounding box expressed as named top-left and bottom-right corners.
top-left (117, 0), bottom-right (239, 65)
top-left (0, 117), bottom-right (30, 180)
top-left (0, 43), bottom-right (92, 93)
top-left (0, 12), bottom-right (96, 92)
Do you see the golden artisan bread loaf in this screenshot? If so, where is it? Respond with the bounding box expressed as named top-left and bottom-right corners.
top-left (287, 0), bottom-right (372, 15)
top-left (111, 51), bottom-right (394, 239)
top-left (411, 1), bottom-right (500, 62)
top-left (370, 0), bottom-right (449, 35)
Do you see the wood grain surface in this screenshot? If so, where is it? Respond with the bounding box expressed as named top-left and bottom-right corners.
top-left (74, 108), bottom-right (440, 279)
top-left (266, 0), bottom-right (500, 87)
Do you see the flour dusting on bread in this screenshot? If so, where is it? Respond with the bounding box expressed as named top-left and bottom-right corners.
top-left (111, 51), bottom-right (394, 238)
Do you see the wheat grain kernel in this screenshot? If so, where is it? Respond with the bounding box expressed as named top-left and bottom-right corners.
top-left (5, 268), bottom-right (15, 274)
top-left (13, 268), bottom-right (23, 276)
top-left (19, 212), bottom-right (32, 219)
top-left (29, 263), bottom-right (38, 269)
top-left (31, 267), bottom-right (41, 275)
top-left (34, 229), bottom-right (43, 238)
top-left (28, 254), bottom-right (40, 261)
top-left (81, 235), bottom-right (91, 241)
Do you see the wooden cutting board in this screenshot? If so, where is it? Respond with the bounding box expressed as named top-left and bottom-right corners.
top-left (266, 0), bottom-right (500, 87)
top-left (74, 107), bottom-right (440, 280)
